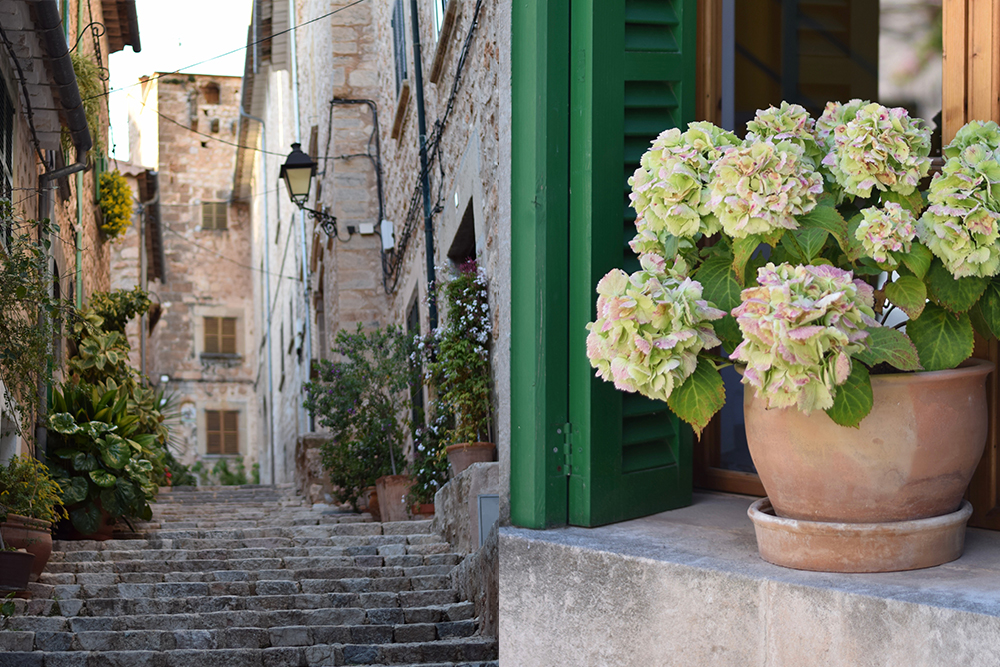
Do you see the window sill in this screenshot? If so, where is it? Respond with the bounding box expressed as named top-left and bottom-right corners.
top-left (429, 0), bottom-right (459, 84)
top-left (200, 353), bottom-right (242, 363)
top-left (501, 491), bottom-right (1000, 664)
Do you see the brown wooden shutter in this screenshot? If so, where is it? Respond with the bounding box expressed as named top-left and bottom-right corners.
top-left (223, 411), bottom-right (239, 455)
top-left (204, 317), bottom-right (219, 353)
top-left (221, 318), bottom-right (237, 354)
top-left (206, 410), bottom-right (221, 454)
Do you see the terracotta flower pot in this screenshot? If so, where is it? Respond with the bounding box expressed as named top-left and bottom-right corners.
top-left (363, 486), bottom-right (381, 522)
top-left (0, 551), bottom-right (35, 592)
top-left (375, 474), bottom-right (413, 523)
top-left (411, 503), bottom-right (435, 516)
top-left (745, 358), bottom-right (994, 523)
top-left (1, 514), bottom-right (53, 581)
top-left (445, 442), bottom-right (495, 477)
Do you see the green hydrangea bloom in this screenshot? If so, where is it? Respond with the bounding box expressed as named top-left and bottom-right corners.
top-left (917, 143), bottom-right (1000, 278)
top-left (820, 101), bottom-right (931, 200)
top-left (586, 254), bottom-right (725, 403)
top-left (730, 263), bottom-right (877, 414)
top-left (944, 120), bottom-right (1000, 160)
top-left (854, 202), bottom-right (917, 268)
top-left (628, 122), bottom-right (740, 247)
top-left (707, 140), bottom-right (823, 239)
top-left (746, 102), bottom-right (824, 167)
top-left (814, 99), bottom-right (868, 150)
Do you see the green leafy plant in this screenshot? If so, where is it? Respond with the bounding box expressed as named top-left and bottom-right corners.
top-left (0, 591), bottom-right (15, 621)
top-left (409, 406), bottom-right (453, 506)
top-left (65, 51), bottom-right (104, 160)
top-left (0, 208), bottom-right (66, 441)
top-left (98, 170), bottom-right (133, 239)
top-left (0, 456), bottom-right (67, 523)
top-left (212, 458), bottom-right (248, 486)
top-left (427, 259), bottom-right (494, 444)
top-left (586, 100), bottom-right (999, 434)
top-left (303, 325), bottom-right (417, 507)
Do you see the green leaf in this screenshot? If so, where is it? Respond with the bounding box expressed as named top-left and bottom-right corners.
top-left (901, 242), bottom-right (933, 280)
top-left (100, 487), bottom-right (124, 517)
top-left (825, 363), bottom-right (874, 428)
top-left (59, 476), bottom-right (89, 505)
top-left (694, 256), bottom-right (742, 314)
top-left (89, 470), bottom-right (117, 488)
top-left (714, 316), bottom-right (743, 355)
top-left (53, 448), bottom-right (77, 459)
top-left (880, 189), bottom-right (925, 216)
top-left (99, 437), bottom-right (131, 470)
top-left (906, 304), bottom-right (975, 371)
top-left (15, 285), bottom-right (26, 299)
top-left (844, 213), bottom-right (865, 262)
top-left (72, 452), bottom-right (99, 472)
top-left (884, 275), bottom-right (927, 320)
top-left (48, 413), bottom-right (81, 435)
top-left (926, 259), bottom-right (987, 313)
top-left (666, 358), bottom-right (726, 438)
top-left (732, 236), bottom-right (762, 285)
top-left (139, 503), bottom-right (153, 521)
top-left (115, 479), bottom-right (141, 515)
top-left (69, 503), bottom-right (102, 535)
top-left (793, 227), bottom-right (829, 261)
top-left (853, 327), bottom-right (923, 372)
top-left (971, 278), bottom-right (1000, 339)
top-left (798, 204), bottom-right (857, 259)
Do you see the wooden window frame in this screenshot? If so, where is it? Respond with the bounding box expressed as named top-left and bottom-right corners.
top-left (203, 316), bottom-right (238, 356)
top-left (201, 201), bottom-right (228, 230)
top-left (205, 409), bottom-right (239, 456)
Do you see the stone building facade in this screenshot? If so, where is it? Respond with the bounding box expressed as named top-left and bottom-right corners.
top-left (118, 73), bottom-right (261, 475)
top-left (233, 0), bottom-right (510, 492)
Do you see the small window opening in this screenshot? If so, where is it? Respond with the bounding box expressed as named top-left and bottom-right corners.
top-left (448, 200), bottom-right (476, 264)
top-left (201, 83), bottom-right (221, 105)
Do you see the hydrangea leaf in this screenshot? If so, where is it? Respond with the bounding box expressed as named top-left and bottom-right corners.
top-left (694, 256), bottom-right (742, 312)
top-left (901, 242), bottom-right (933, 280)
top-left (732, 235), bottom-right (763, 285)
top-left (89, 470), bottom-right (117, 488)
top-left (70, 503), bottom-right (102, 535)
top-left (852, 327), bottom-right (922, 371)
top-left (59, 476), bottom-right (88, 505)
top-left (906, 304), bottom-right (974, 371)
top-left (714, 316), bottom-right (743, 355)
top-left (825, 363), bottom-right (873, 429)
top-left (880, 189), bottom-right (925, 216)
top-left (666, 358), bottom-right (725, 438)
top-left (798, 203), bottom-right (859, 259)
top-left (926, 259), bottom-right (987, 313)
top-left (970, 278), bottom-right (1000, 339)
top-left (884, 275), bottom-right (927, 320)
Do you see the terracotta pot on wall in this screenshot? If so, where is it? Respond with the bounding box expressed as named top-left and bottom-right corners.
top-left (745, 358), bottom-right (994, 572)
top-left (1, 515), bottom-right (53, 581)
top-left (445, 442), bottom-right (496, 477)
top-left (375, 475), bottom-right (413, 523)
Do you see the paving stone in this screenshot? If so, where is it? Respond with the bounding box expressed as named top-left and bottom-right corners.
top-left (0, 631), bottom-right (34, 651)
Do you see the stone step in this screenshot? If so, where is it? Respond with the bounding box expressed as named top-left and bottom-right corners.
top-left (38, 563), bottom-right (454, 587)
top-left (50, 537), bottom-right (444, 559)
top-left (2, 601), bottom-right (475, 633)
top-left (42, 553), bottom-right (458, 575)
top-left (0, 619), bottom-right (479, 652)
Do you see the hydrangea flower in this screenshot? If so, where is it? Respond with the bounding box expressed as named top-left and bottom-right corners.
top-left (746, 102), bottom-right (824, 167)
top-left (586, 254), bottom-right (725, 403)
top-left (707, 140), bottom-right (823, 238)
top-left (730, 263), bottom-right (877, 414)
top-left (628, 122), bottom-right (740, 245)
top-left (815, 99), bottom-right (868, 150)
top-left (854, 202), bottom-right (917, 267)
top-left (917, 143), bottom-right (1000, 278)
top-left (944, 120), bottom-right (1000, 159)
top-left (820, 101), bottom-right (931, 200)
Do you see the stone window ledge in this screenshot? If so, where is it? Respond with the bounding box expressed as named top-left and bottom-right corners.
top-left (500, 492), bottom-right (1000, 666)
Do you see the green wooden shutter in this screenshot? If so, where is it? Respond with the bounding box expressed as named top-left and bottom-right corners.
top-left (567, 0), bottom-right (696, 527)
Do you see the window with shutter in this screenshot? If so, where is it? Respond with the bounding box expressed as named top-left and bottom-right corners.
top-left (392, 0), bottom-right (408, 96)
top-left (201, 202), bottom-right (228, 230)
top-left (206, 410), bottom-right (239, 455)
top-left (204, 317), bottom-right (238, 355)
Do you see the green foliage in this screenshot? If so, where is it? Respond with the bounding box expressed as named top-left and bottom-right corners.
top-left (212, 458), bottom-right (248, 486)
top-left (666, 359), bottom-right (725, 438)
top-left (0, 455), bottom-right (67, 523)
top-left (409, 407), bottom-right (454, 506)
top-left (66, 51), bottom-right (104, 160)
top-left (98, 171), bottom-right (133, 239)
top-left (162, 449), bottom-right (196, 487)
top-left (304, 325), bottom-right (417, 507)
top-left (0, 592), bottom-right (15, 621)
top-left (427, 260), bottom-right (493, 445)
top-left (826, 364), bottom-right (874, 428)
top-left (85, 288), bottom-right (151, 336)
top-left (906, 305), bottom-right (975, 372)
top-left (0, 208), bottom-right (67, 441)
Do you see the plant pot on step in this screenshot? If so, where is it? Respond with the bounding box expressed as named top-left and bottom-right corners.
top-left (0, 551), bottom-right (34, 592)
top-left (445, 442), bottom-right (495, 477)
top-left (1, 514), bottom-right (53, 581)
top-left (375, 474), bottom-right (413, 523)
top-left (411, 503), bottom-right (435, 517)
top-left (745, 358), bottom-right (994, 572)
top-left (363, 486), bottom-right (381, 522)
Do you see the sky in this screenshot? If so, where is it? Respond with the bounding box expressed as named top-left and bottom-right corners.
top-left (107, 0), bottom-right (253, 163)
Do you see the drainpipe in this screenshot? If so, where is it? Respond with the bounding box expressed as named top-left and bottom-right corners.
top-left (240, 107), bottom-right (276, 487)
top-left (288, 0), bottom-right (313, 448)
top-left (409, 0), bottom-right (438, 331)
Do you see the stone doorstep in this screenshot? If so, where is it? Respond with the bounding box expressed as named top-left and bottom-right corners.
top-left (500, 491), bottom-right (1000, 667)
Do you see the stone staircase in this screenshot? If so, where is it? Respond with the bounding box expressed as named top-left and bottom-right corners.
top-left (0, 485), bottom-right (498, 666)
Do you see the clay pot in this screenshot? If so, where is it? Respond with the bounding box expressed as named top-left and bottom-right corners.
top-left (745, 358), bottom-right (994, 523)
top-left (1, 514), bottom-right (53, 581)
top-left (0, 551), bottom-right (34, 592)
top-left (411, 503), bottom-right (435, 516)
top-left (363, 486), bottom-right (381, 522)
top-left (375, 474), bottom-right (413, 523)
top-left (445, 442), bottom-right (496, 477)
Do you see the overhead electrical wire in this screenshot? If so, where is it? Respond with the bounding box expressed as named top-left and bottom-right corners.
top-left (161, 225), bottom-right (300, 281)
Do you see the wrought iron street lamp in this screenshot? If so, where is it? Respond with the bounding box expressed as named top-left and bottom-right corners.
top-left (280, 143), bottom-right (339, 238)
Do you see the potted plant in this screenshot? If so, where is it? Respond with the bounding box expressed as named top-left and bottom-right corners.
top-left (0, 456), bottom-right (66, 580)
top-left (0, 529), bottom-right (33, 593)
top-left (304, 325), bottom-right (418, 522)
top-left (408, 406), bottom-right (454, 515)
top-left (586, 101), bottom-right (1000, 572)
top-left (428, 259), bottom-right (495, 476)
